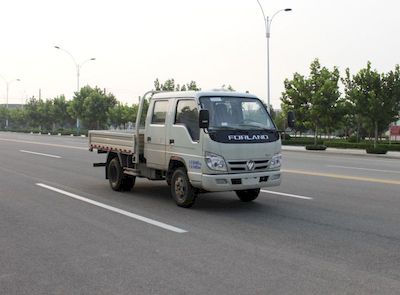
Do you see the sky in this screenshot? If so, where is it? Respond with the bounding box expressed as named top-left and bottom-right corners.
top-left (1, 0), bottom-right (399, 109)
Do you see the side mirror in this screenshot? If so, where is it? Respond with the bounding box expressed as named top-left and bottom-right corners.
top-left (287, 111), bottom-right (295, 128)
top-left (199, 109), bottom-right (209, 129)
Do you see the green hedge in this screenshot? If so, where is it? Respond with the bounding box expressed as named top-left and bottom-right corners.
top-left (282, 138), bottom-right (324, 146)
top-left (0, 128), bottom-right (88, 136)
top-left (305, 145), bottom-right (327, 151)
top-left (283, 138), bottom-right (400, 152)
top-left (280, 133), bottom-right (292, 140)
top-left (324, 142), bottom-right (367, 149)
top-left (366, 146), bottom-right (388, 154)
top-left (324, 141), bottom-right (400, 151)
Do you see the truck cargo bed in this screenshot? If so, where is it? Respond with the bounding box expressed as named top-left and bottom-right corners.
top-left (88, 130), bottom-right (144, 155)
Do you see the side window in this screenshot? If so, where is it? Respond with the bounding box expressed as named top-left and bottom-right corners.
top-left (175, 100), bottom-right (199, 141)
top-left (151, 100), bottom-right (168, 124)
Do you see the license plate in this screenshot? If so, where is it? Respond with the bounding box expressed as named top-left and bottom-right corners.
top-left (242, 177), bottom-right (258, 185)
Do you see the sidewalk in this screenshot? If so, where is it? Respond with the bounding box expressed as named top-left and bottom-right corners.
top-left (282, 145), bottom-right (400, 159)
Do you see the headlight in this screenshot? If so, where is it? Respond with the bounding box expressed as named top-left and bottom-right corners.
top-left (269, 153), bottom-right (282, 169)
top-left (205, 152), bottom-right (227, 172)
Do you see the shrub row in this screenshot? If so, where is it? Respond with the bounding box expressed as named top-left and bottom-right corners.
top-left (305, 145), bottom-right (327, 151)
top-left (282, 138), bottom-right (324, 146)
top-left (324, 141), bottom-right (400, 151)
top-left (282, 137), bottom-right (400, 152)
top-left (0, 128), bottom-right (88, 136)
top-left (366, 146), bottom-right (388, 154)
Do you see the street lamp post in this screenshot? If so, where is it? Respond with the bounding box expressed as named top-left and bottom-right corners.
top-left (54, 46), bottom-right (95, 135)
top-left (256, 1), bottom-right (291, 112)
top-left (1, 75), bottom-right (21, 129)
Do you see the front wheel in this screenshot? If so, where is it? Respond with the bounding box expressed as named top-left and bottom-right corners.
top-left (122, 176), bottom-right (136, 191)
top-left (235, 188), bottom-right (260, 202)
top-left (170, 168), bottom-right (197, 208)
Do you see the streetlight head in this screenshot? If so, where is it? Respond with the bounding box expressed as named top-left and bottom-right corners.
top-left (284, 8), bottom-right (292, 11)
top-left (54, 46), bottom-right (60, 49)
top-left (16, 79), bottom-right (21, 81)
top-left (90, 58), bottom-right (96, 61)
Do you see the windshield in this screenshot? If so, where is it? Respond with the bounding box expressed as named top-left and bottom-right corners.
top-left (200, 96), bottom-right (275, 130)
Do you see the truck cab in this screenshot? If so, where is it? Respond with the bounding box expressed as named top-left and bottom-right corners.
top-left (89, 90), bottom-right (285, 208)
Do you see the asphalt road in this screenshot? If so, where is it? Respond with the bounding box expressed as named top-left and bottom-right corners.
top-left (1, 132), bottom-right (400, 294)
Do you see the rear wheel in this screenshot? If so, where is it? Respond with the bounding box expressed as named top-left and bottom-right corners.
top-left (170, 168), bottom-right (197, 208)
top-left (235, 188), bottom-right (260, 202)
top-left (108, 158), bottom-right (123, 191)
top-left (108, 157), bottom-right (135, 191)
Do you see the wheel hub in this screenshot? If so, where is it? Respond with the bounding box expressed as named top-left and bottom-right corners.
top-left (110, 165), bottom-right (117, 182)
top-left (175, 176), bottom-right (186, 199)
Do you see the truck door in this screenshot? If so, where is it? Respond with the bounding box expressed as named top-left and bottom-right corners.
top-left (166, 99), bottom-right (202, 183)
top-left (144, 99), bottom-right (169, 170)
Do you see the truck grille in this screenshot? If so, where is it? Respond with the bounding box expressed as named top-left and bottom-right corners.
top-left (227, 159), bottom-right (269, 173)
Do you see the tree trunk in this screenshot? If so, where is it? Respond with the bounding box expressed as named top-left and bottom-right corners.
top-left (283, 120), bottom-right (287, 141)
top-left (314, 124), bottom-right (318, 145)
top-left (374, 121), bottom-right (378, 148)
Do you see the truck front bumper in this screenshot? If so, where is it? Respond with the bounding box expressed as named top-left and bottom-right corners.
top-left (199, 170), bottom-right (281, 192)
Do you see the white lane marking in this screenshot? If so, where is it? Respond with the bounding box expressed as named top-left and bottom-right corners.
top-left (0, 138), bottom-right (86, 150)
top-left (282, 150), bottom-right (397, 164)
top-left (20, 150), bottom-right (61, 159)
top-left (36, 183), bottom-right (187, 234)
top-left (327, 165), bottom-right (400, 174)
top-left (261, 190), bottom-right (313, 200)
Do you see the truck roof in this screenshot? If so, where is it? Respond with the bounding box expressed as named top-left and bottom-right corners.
top-left (152, 90), bottom-right (259, 100)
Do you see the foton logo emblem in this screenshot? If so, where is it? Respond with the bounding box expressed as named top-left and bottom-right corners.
top-left (227, 135), bottom-right (269, 141)
top-left (247, 160), bottom-right (255, 171)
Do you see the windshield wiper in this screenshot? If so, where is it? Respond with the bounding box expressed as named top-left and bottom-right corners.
top-left (209, 126), bottom-right (242, 131)
top-left (237, 124), bottom-right (276, 131)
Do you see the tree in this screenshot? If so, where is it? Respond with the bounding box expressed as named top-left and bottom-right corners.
top-left (38, 99), bottom-right (54, 131)
top-left (9, 108), bottom-right (27, 129)
top-left (348, 62), bottom-right (400, 147)
top-left (154, 78), bottom-right (200, 92)
top-left (281, 72), bottom-right (311, 135)
top-left (154, 78), bottom-right (176, 91)
top-left (109, 103), bottom-right (137, 129)
top-left (67, 85), bottom-right (94, 128)
top-left (221, 84), bottom-right (235, 91)
top-left (25, 97), bottom-right (43, 129)
top-left (186, 81), bottom-right (200, 91)
top-left (53, 95), bottom-right (73, 129)
top-left (81, 87), bottom-right (117, 129)
top-left (342, 68), bottom-right (363, 141)
top-left (281, 59), bottom-right (341, 143)
top-left (308, 59), bottom-right (341, 142)
top-left (0, 107), bottom-right (8, 129)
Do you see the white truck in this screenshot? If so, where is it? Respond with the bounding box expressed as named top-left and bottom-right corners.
top-left (89, 90), bottom-right (294, 208)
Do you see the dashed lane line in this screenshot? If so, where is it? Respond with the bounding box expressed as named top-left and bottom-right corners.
top-left (327, 165), bottom-right (400, 175)
top-left (20, 150), bottom-right (61, 158)
top-left (0, 137), bottom-right (86, 150)
top-left (261, 190), bottom-right (313, 200)
top-left (282, 169), bottom-right (400, 185)
top-left (36, 183), bottom-right (187, 234)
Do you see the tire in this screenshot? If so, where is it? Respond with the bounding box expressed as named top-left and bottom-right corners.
top-left (108, 157), bottom-right (124, 191)
top-left (122, 176), bottom-right (136, 191)
top-left (108, 157), bottom-right (136, 191)
top-left (235, 188), bottom-right (260, 202)
top-left (170, 168), bottom-right (197, 208)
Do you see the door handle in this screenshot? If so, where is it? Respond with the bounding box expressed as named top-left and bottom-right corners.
top-left (147, 137), bottom-right (151, 142)
top-left (169, 139), bottom-right (175, 144)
